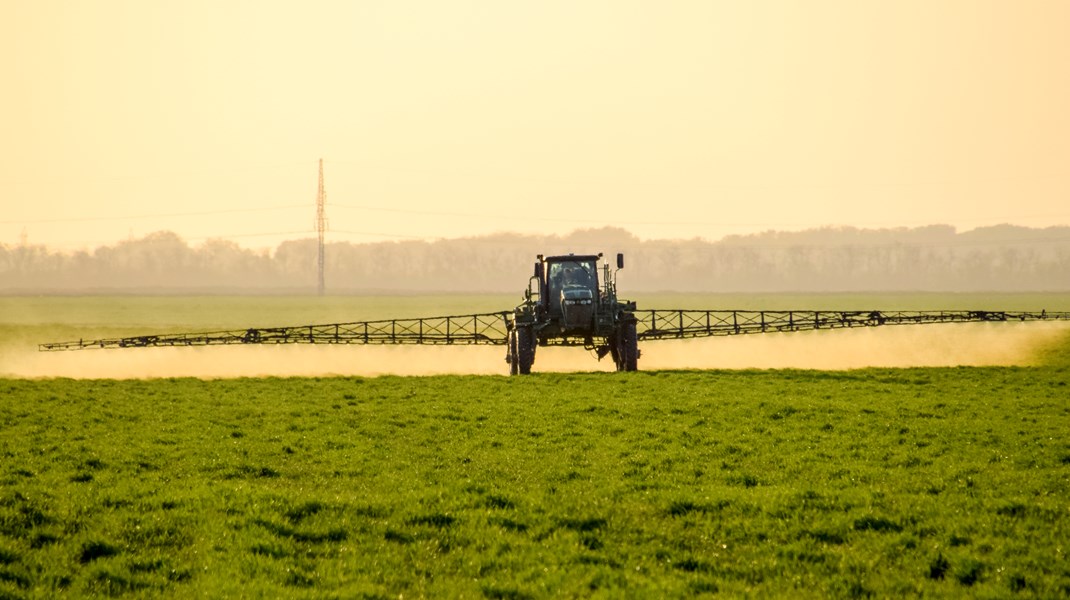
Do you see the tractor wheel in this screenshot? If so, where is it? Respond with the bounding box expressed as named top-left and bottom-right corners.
top-left (516, 325), bottom-right (536, 375)
top-left (508, 329), bottom-right (519, 376)
top-left (619, 316), bottom-right (638, 372)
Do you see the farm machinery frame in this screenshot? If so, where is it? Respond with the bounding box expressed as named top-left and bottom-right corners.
top-left (39, 252), bottom-right (1070, 375)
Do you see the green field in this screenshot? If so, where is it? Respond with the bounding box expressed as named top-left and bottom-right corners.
top-left (2, 295), bottom-right (1070, 597)
top-left (2, 367), bottom-right (1070, 598)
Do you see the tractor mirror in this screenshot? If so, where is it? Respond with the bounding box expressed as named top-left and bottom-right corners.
top-left (534, 262), bottom-right (543, 278)
top-left (616, 253), bottom-right (624, 269)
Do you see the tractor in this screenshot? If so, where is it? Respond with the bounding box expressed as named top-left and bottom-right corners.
top-left (507, 253), bottom-right (638, 374)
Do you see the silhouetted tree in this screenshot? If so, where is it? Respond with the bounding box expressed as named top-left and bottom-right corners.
top-left (3, 225), bottom-right (1069, 293)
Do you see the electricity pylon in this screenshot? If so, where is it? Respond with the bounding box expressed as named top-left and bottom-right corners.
top-left (316, 158), bottom-right (327, 296)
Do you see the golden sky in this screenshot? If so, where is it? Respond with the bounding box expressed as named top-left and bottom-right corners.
top-left (2, 0), bottom-right (1068, 250)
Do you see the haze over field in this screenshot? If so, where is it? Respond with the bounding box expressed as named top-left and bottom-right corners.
top-left (7, 324), bottom-right (1068, 379)
top-left (3, 1), bottom-right (1068, 252)
top-left (5, 294), bottom-right (1069, 378)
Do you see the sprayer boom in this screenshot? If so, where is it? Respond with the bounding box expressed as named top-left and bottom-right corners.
top-left (39, 309), bottom-right (1069, 353)
top-left (635, 309), bottom-right (1070, 340)
top-left (39, 312), bottom-right (512, 351)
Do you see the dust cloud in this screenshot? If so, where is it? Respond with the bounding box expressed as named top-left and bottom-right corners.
top-left (2, 322), bottom-right (1067, 379)
top-left (640, 322), bottom-right (1070, 370)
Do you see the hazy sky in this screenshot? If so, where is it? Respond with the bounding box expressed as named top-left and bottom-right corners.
top-left (3, 0), bottom-right (1068, 251)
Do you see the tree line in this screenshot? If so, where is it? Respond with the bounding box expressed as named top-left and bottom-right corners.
top-left (2, 224), bottom-right (1068, 293)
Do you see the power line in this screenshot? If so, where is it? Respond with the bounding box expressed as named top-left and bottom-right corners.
top-left (0, 204), bottom-right (308, 225)
top-left (324, 157), bottom-right (1070, 191)
top-left (329, 201), bottom-right (1070, 231)
top-left (331, 229), bottom-right (427, 240)
top-left (0, 159), bottom-right (313, 187)
top-left (189, 230), bottom-right (311, 240)
top-left (25, 230), bottom-right (313, 249)
top-left (330, 202), bottom-right (727, 228)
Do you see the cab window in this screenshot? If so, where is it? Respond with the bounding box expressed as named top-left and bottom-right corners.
top-left (548, 260), bottom-right (596, 289)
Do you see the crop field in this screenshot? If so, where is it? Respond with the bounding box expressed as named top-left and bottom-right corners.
top-left (1, 295), bottom-right (1069, 597)
top-left (3, 366), bottom-right (1070, 598)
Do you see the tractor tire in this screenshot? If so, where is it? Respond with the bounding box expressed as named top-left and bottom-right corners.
top-left (619, 316), bottom-right (638, 372)
top-left (516, 325), bottom-right (536, 375)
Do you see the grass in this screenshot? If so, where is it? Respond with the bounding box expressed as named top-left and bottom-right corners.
top-left (2, 365), bottom-right (1069, 597)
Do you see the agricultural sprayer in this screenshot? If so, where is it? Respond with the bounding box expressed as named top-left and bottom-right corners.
top-left (39, 252), bottom-right (1070, 374)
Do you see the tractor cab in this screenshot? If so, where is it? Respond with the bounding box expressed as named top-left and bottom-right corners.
top-left (543, 255), bottom-right (599, 330)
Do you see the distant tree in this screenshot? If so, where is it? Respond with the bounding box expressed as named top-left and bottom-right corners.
top-left (2, 225), bottom-right (1069, 293)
